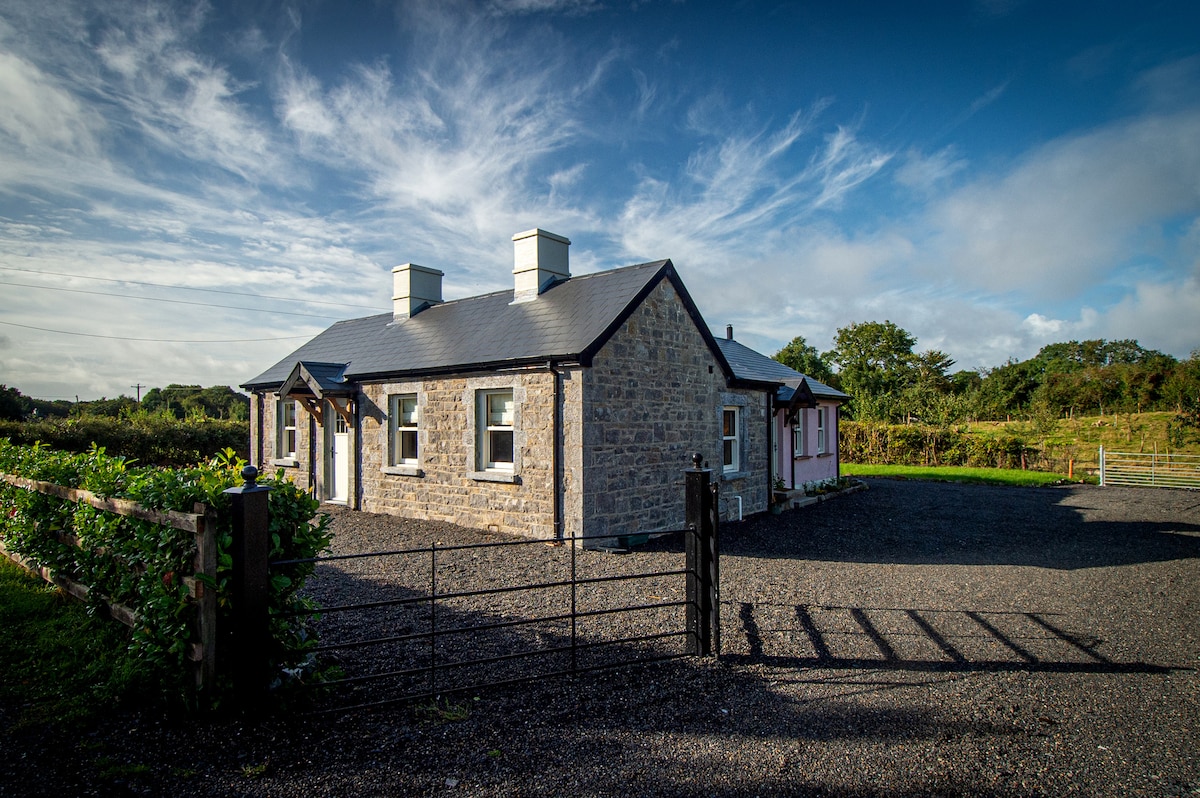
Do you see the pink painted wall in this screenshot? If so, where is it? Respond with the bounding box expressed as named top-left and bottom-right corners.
top-left (776, 402), bottom-right (841, 489)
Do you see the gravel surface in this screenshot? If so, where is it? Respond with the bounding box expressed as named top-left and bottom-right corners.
top-left (3, 478), bottom-right (1198, 797)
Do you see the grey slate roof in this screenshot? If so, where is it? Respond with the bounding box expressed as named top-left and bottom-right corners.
top-left (714, 338), bottom-right (848, 401)
top-left (244, 260), bottom-right (704, 389)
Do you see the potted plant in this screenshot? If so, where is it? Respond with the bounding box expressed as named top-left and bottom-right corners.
top-left (772, 476), bottom-right (789, 513)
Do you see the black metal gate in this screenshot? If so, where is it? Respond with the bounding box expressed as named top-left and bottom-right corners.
top-left (226, 458), bottom-right (720, 711)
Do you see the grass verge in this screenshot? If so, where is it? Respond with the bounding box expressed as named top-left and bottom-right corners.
top-left (0, 558), bottom-right (147, 729)
top-left (841, 463), bottom-right (1085, 487)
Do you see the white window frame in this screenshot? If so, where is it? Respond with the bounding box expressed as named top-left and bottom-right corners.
top-left (792, 418), bottom-right (804, 457)
top-left (722, 406), bottom-right (740, 473)
top-left (389, 394), bottom-right (419, 467)
top-left (479, 389), bottom-right (515, 472)
top-left (816, 407), bottom-right (827, 454)
top-left (276, 398), bottom-right (297, 460)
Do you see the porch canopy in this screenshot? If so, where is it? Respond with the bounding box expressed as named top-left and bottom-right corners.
top-left (277, 361), bottom-right (356, 426)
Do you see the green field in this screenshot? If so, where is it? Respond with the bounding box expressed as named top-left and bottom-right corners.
top-left (967, 411), bottom-right (1200, 470)
top-left (841, 463), bottom-right (1080, 487)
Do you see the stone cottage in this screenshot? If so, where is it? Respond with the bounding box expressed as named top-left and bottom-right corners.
top-left (242, 229), bottom-right (845, 542)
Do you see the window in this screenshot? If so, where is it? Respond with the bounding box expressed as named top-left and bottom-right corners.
top-left (816, 407), bottom-right (827, 454)
top-left (480, 389), bottom-right (514, 471)
top-left (276, 399), bottom-right (297, 459)
top-left (792, 420), bottom-right (804, 457)
top-left (389, 394), bottom-right (418, 466)
top-left (722, 406), bottom-right (740, 473)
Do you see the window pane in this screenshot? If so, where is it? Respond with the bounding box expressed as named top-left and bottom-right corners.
top-left (490, 430), bottom-right (514, 464)
top-left (488, 392), bottom-right (514, 426)
top-left (723, 439), bottom-right (734, 467)
top-left (723, 409), bottom-right (736, 437)
top-left (282, 401), bottom-right (296, 427)
top-left (400, 430), bottom-right (418, 462)
top-left (399, 396), bottom-right (418, 425)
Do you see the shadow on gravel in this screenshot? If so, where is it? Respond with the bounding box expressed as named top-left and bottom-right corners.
top-left (721, 478), bottom-right (1200, 569)
top-left (726, 600), bottom-right (1177, 676)
top-left (298, 544), bottom-right (694, 714)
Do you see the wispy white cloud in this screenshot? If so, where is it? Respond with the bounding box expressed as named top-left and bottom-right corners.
top-left (0, 0), bottom-right (1196, 400)
top-left (894, 147), bottom-right (968, 194)
top-left (923, 109), bottom-right (1200, 298)
top-left (618, 106), bottom-right (891, 269)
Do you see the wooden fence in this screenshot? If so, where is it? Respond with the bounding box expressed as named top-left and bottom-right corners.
top-left (0, 473), bottom-right (218, 688)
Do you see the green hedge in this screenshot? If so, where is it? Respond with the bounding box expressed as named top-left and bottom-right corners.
top-left (0, 415), bottom-right (248, 467)
top-left (0, 441), bottom-right (331, 708)
top-left (840, 421), bottom-right (1036, 469)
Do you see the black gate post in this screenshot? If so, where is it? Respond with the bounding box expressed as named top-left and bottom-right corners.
top-left (225, 465), bottom-right (272, 705)
top-left (685, 453), bottom-right (719, 656)
top-left (706, 478), bottom-right (721, 656)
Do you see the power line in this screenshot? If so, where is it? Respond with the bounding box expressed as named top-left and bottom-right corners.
top-left (0, 265), bottom-right (384, 311)
top-left (0, 319), bottom-right (313, 343)
top-left (0, 280), bottom-right (350, 319)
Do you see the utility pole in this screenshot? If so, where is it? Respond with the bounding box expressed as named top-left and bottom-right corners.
top-left (131, 383), bottom-right (144, 402)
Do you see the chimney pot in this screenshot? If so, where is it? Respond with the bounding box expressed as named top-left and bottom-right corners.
top-left (726, 324), bottom-right (734, 340)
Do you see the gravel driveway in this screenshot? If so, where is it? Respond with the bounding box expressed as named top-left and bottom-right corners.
top-left (5, 479), bottom-right (1199, 797)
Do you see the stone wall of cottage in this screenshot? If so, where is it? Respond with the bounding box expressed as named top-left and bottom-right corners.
top-left (357, 370), bottom-right (558, 539)
top-left (254, 392), bottom-right (316, 495)
top-left (580, 279), bottom-right (769, 537)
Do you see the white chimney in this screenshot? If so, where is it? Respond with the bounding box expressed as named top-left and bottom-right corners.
top-left (392, 263), bottom-right (444, 321)
top-left (512, 229), bottom-right (570, 303)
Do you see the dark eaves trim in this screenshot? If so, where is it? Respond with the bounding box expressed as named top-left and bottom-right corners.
top-left (242, 356), bottom-right (587, 392)
top-left (346, 356), bottom-right (585, 385)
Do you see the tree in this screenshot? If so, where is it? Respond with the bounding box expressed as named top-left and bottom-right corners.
top-left (772, 336), bottom-right (834, 383)
top-left (143, 385), bottom-right (250, 420)
top-left (0, 385), bottom-right (24, 421)
top-left (975, 359), bottom-right (1041, 419)
top-left (72, 396), bottom-right (138, 418)
top-left (827, 320), bottom-right (919, 420)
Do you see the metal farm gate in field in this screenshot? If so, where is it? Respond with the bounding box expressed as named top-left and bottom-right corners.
top-left (226, 459), bottom-right (720, 712)
top-left (1099, 446), bottom-right (1200, 490)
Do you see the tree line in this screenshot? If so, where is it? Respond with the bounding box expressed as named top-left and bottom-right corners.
top-left (772, 321), bottom-right (1200, 427)
top-left (0, 384), bottom-right (250, 422)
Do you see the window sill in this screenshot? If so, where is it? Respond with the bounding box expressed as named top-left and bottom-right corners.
top-left (470, 470), bottom-right (520, 484)
top-left (793, 455), bottom-right (813, 461)
top-left (382, 466), bottom-right (424, 478)
top-left (271, 458), bottom-right (299, 468)
top-left (721, 470), bottom-right (751, 481)
top-left (817, 452), bottom-right (834, 458)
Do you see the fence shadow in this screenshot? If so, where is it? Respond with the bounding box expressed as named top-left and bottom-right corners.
top-left (296, 538), bottom-right (694, 713)
top-left (724, 600), bottom-right (1176, 675)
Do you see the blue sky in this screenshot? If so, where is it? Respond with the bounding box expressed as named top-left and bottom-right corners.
top-left (1, 0), bottom-right (1198, 400)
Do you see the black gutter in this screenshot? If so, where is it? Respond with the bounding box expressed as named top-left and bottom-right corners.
top-left (549, 361), bottom-right (564, 541)
top-left (254, 391), bottom-right (264, 469)
top-left (766, 391), bottom-right (774, 505)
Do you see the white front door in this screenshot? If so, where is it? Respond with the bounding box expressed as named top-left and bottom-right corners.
top-left (327, 410), bottom-right (350, 503)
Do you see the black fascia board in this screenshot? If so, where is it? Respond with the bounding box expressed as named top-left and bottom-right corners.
top-left (245, 355), bottom-right (586, 391)
top-left (346, 355), bottom-right (585, 384)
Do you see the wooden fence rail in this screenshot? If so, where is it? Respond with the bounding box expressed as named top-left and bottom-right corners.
top-left (0, 473), bottom-right (218, 689)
